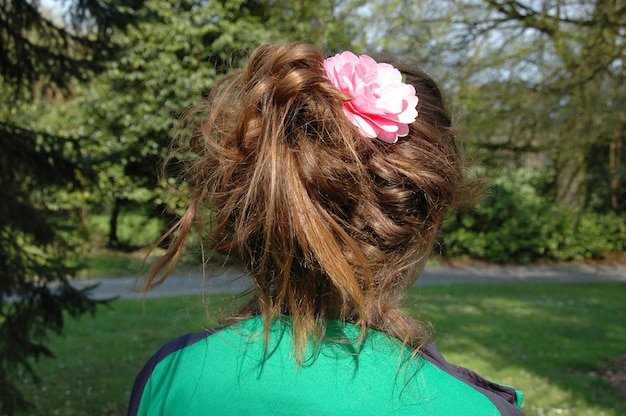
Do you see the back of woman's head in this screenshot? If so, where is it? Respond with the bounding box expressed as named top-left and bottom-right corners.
top-left (147, 42), bottom-right (476, 358)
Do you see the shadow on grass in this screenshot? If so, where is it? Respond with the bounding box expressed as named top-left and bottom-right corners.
top-left (406, 283), bottom-right (626, 415)
top-left (18, 283), bottom-right (626, 416)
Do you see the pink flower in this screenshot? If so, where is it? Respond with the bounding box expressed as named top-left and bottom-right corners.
top-left (324, 51), bottom-right (418, 143)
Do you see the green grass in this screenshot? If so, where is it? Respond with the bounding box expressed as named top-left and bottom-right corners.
top-left (17, 283), bottom-right (626, 416)
top-left (74, 250), bottom-right (155, 278)
top-left (410, 283), bottom-right (626, 415)
top-left (73, 248), bottom-right (232, 278)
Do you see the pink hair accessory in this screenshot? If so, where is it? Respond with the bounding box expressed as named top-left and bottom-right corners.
top-left (323, 51), bottom-right (418, 143)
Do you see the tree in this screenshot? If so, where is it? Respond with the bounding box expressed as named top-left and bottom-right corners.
top-left (64, 0), bottom-right (362, 248)
top-left (480, 0), bottom-right (625, 212)
top-left (0, 1), bottom-right (141, 413)
top-left (359, 0), bottom-right (625, 213)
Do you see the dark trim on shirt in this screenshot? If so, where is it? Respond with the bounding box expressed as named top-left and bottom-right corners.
top-left (421, 343), bottom-right (524, 415)
top-left (128, 325), bottom-right (523, 416)
top-left (128, 329), bottom-right (218, 416)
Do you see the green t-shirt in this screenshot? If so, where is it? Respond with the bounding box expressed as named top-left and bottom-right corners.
top-left (129, 317), bottom-right (523, 415)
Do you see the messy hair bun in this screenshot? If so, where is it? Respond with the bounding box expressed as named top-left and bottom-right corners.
top-left (146, 42), bottom-right (478, 359)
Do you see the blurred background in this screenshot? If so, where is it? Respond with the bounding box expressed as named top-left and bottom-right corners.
top-left (1, 0), bottom-right (624, 414)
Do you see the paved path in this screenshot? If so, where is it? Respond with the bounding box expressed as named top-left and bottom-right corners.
top-left (71, 264), bottom-right (626, 300)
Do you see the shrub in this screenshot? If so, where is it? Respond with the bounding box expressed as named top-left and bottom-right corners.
top-left (440, 168), bottom-right (625, 263)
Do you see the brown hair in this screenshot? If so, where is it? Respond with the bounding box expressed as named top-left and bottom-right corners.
top-left (145, 42), bottom-right (478, 360)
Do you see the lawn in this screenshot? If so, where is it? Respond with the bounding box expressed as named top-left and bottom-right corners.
top-left (17, 283), bottom-right (626, 416)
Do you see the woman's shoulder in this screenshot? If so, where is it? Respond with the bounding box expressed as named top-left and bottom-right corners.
top-left (417, 343), bottom-right (524, 415)
top-left (130, 318), bottom-right (524, 416)
top-left (137, 317), bottom-right (264, 372)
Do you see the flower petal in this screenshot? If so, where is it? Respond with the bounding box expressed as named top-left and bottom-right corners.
top-left (324, 51), bottom-right (419, 143)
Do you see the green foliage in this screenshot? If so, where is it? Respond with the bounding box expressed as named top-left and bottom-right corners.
top-left (0, 1), bottom-right (143, 414)
top-left (360, 0), bottom-right (625, 213)
top-left (89, 207), bottom-right (164, 249)
top-left (0, 108), bottom-right (105, 415)
top-left (0, 0), bottom-right (141, 92)
top-left (56, 0), bottom-right (361, 248)
top-left (441, 168), bottom-right (626, 263)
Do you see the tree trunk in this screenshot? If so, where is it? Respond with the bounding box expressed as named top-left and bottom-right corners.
top-left (609, 135), bottom-right (623, 212)
top-left (108, 198), bottom-right (121, 247)
top-left (555, 146), bottom-right (587, 213)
